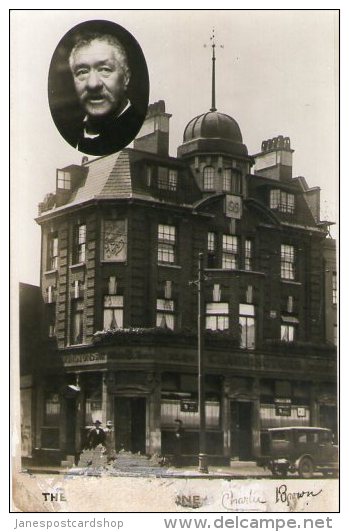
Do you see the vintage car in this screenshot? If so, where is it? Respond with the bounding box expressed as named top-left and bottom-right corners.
top-left (257, 427), bottom-right (338, 478)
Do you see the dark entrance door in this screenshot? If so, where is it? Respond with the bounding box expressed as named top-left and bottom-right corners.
top-left (230, 401), bottom-right (253, 460)
top-left (319, 405), bottom-right (338, 442)
top-left (115, 397), bottom-right (146, 454)
top-left (65, 397), bottom-right (77, 454)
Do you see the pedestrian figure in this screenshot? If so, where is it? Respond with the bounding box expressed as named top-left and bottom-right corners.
top-left (104, 420), bottom-right (117, 463)
top-left (174, 418), bottom-right (184, 467)
top-left (86, 420), bottom-right (106, 449)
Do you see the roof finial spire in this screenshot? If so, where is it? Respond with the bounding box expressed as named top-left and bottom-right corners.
top-left (204, 28), bottom-right (224, 112)
top-left (210, 28), bottom-right (216, 111)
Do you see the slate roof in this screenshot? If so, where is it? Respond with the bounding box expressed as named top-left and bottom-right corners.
top-left (37, 148), bottom-right (203, 220)
top-left (70, 151), bottom-right (132, 204)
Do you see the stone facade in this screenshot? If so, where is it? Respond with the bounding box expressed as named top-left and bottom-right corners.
top-left (23, 101), bottom-right (337, 465)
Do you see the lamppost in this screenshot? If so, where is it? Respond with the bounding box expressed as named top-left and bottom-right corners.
top-left (197, 252), bottom-right (208, 473)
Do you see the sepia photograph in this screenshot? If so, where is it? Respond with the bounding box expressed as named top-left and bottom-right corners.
top-left (11, 9), bottom-right (339, 514)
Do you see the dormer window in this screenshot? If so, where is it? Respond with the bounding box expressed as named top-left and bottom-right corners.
top-left (57, 170), bottom-right (71, 190)
top-left (270, 189), bottom-right (295, 213)
top-left (158, 167), bottom-right (178, 191)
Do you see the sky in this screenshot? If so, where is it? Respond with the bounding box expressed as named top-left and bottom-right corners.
top-left (11, 9), bottom-right (339, 287)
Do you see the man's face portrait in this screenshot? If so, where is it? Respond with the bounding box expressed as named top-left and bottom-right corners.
top-left (69, 37), bottom-right (130, 121)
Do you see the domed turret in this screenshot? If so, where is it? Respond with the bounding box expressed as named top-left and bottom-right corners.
top-left (179, 110), bottom-right (248, 158)
top-left (184, 111), bottom-right (243, 144)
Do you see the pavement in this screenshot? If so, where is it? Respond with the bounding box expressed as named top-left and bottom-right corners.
top-left (22, 451), bottom-right (273, 479)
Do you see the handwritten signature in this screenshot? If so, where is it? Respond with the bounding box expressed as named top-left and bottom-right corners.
top-left (222, 489), bottom-right (266, 510)
top-left (276, 484), bottom-right (322, 507)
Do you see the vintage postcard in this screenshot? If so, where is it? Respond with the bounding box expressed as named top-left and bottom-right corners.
top-left (11, 9), bottom-right (339, 514)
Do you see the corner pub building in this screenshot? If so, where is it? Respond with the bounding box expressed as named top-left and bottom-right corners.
top-left (20, 93), bottom-right (337, 466)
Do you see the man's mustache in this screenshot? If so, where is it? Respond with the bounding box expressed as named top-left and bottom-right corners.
top-left (81, 90), bottom-right (114, 103)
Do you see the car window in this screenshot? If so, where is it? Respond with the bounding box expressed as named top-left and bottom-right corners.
top-left (271, 431), bottom-right (287, 441)
top-left (318, 431), bottom-right (332, 443)
top-left (297, 432), bottom-right (307, 443)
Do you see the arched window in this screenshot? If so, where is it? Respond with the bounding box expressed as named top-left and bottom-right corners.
top-left (223, 168), bottom-right (232, 192)
top-left (203, 166), bottom-right (215, 190)
top-left (231, 170), bottom-right (242, 194)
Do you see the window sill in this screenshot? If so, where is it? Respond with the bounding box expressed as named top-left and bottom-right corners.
top-left (70, 262), bottom-right (86, 270)
top-left (44, 269), bottom-right (58, 275)
top-left (68, 342), bottom-right (86, 347)
top-left (100, 260), bottom-right (127, 264)
top-left (158, 263), bottom-right (182, 269)
top-left (281, 279), bottom-right (302, 286)
top-left (205, 268), bottom-right (266, 276)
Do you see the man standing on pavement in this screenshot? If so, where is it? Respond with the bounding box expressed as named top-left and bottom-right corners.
top-left (174, 418), bottom-right (184, 467)
top-left (104, 420), bottom-right (116, 463)
top-left (86, 420), bottom-right (106, 449)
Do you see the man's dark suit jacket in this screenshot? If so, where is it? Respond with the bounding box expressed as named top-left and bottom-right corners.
top-left (86, 427), bottom-right (106, 449)
top-left (67, 104), bottom-right (145, 156)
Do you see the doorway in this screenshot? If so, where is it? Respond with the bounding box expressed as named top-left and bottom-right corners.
top-left (65, 397), bottom-right (77, 454)
top-left (114, 397), bottom-right (146, 454)
top-left (230, 400), bottom-right (253, 460)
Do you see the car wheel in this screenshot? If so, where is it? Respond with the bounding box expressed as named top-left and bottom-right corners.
top-left (298, 457), bottom-right (314, 478)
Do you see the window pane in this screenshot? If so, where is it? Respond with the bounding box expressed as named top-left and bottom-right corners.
top-left (104, 295), bottom-right (124, 308)
top-left (78, 243), bottom-right (86, 263)
top-left (44, 393), bottom-right (60, 426)
top-left (281, 324), bottom-right (295, 342)
top-left (146, 166), bottom-right (152, 186)
top-left (158, 167), bottom-right (168, 189)
top-left (270, 189), bottom-right (280, 209)
top-left (239, 303), bottom-right (255, 316)
top-left (203, 166), bottom-right (214, 190)
top-left (217, 316), bottom-right (229, 330)
top-left (223, 235), bottom-right (238, 252)
top-left (223, 168), bottom-right (232, 192)
top-left (332, 272), bottom-right (337, 304)
top-left (246, 317), bottom-right (255, 348)
top-left (206, 302), bottom-right (229, 331)
top-left (78, 224), bottom-right (86, 243)
top-left (245, 239), bottom-right (252, 270)
top-left (48, 234), bottom-right (58, 270)
top-left (206, 316), bottom-right (217, 330)
top-left (287, 194), bottom-right (295, 213)
top-left (239, 316), bottom-right (255, 349)
top-left (157, 299), bottom-right (174, 311)
top-left (103, 308), bottom-right (123, 329)
top-left (71, 305), bottom-right (83, 344)
top-left (158, 243), bottom-right (175, 263)
top-left (281, 244), bottom-right (295, 279)
top-left (232, 172), bottom-right (241, 194)
top-left (222, 254), bottom-right (237, 269)
top-left (57, 170), bottom-right (71, 190)
top-left (205, 315), bottom-right (229, 331)
top-left (206, 302), bottom-right (229, 314)
top-left (208, 232), bottom-right (215, 252)
top-left (158, 224), bottom-right (176, 242)
top-left (156, 312), bottom-right (175, 330)
top-left (169, 170), bottom-right (178, 191)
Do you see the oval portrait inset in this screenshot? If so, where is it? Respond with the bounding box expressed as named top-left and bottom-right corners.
top-left (48, 20), bottom-right (149, 156)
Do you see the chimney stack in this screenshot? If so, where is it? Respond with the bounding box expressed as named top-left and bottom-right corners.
top-left (134, 100), bottom-right (172, 156)
top-left (253, 135), bottom-right (294, 181)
